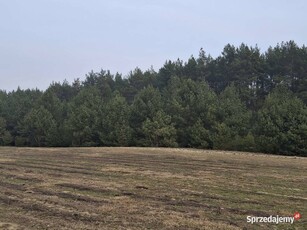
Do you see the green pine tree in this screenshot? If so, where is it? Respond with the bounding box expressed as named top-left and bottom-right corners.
top-left (255, 85), bottom-right (307, 155)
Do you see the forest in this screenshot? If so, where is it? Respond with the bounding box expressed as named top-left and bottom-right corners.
top-left (0, 41), bottom-right (307, 156)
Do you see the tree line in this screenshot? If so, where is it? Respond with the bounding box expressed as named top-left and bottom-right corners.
top-left (1, 41), bottom-right (307, 156)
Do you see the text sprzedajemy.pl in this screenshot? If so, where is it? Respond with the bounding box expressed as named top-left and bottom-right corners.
top-left (247, 215), bottom-right (295, 224)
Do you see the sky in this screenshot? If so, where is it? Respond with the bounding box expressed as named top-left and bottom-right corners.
top-left (0, 0), bottom-right (306, 91)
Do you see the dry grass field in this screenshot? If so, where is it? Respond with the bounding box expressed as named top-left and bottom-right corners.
top-left (0, 147), bottom-right (306, 229)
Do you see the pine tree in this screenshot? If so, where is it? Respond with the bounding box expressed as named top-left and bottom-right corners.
top-left (255, 85), bottom-right (307, 155)
top-left (130, 86), bottom-right (163, 145)
top-left (142, 110), bottom-right (177, 147)
top-left (98, 92), bottom-right (132, 146)
top-left (66, 87), bottom-right (101, 146)
top-left (213, 84), bottom-right (254, 151)
top-left (21, 107), bottom-right (56, 146)
top-left (0, 117), bottom-right (12, 146)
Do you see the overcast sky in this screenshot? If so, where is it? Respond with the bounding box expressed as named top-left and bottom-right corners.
top-left (0, 0), bottom-right (306, 91)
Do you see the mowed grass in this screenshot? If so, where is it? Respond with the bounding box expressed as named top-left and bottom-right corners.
top-left (0, 147), bottom-right (306, 230)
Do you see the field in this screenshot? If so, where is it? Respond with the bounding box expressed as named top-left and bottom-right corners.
top-left (0, 147), bottom-right (306, 229)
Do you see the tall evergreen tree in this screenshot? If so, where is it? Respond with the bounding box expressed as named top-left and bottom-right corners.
top-left (20, 107), bottom-right (56, 147)
top-left (213, 84), bottom-right (254, 151)
top-left (98, 92), bottom-right (132, 146)
top-left (130, 86), bottom-right (163, 145)
top-left (164, 77), bottom-right (217, 147)
top-left (142, 110), bottom-right (177, 147)
top-left (0, 117), bottom-right (12, 146)
top-left (66, 87), bottom-right (102, 146)
top-left (255, 85), bottom-right (307, 155)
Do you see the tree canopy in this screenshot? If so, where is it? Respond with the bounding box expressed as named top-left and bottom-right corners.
top-left (1, 41), bottom-right (307, 156)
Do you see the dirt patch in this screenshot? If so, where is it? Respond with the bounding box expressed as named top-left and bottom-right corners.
top-left (0, 222), bottom-right (21, 230)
